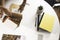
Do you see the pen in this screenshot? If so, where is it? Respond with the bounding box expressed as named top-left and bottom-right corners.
top-left (37, 12), bottom-right (44, 31)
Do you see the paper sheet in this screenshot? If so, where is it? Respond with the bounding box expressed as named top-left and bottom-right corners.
top-left (39, 13), bottom-right (55, 32)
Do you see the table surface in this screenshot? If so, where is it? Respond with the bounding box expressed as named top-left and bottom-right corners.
top-left (0, 0), bottom-right (60, 40)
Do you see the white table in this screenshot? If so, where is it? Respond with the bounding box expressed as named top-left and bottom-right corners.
top-left (0, 0), bottom-right (60, 40)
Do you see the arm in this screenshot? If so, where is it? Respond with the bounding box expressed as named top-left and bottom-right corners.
top-left (18, 0), bottom-right (26, 13)
top-left (0, 6), bottom-right (22, 26)
top-left (0, 6), bottom-right (22, 19)
top-left (0, 6), bottom-right (12, 17)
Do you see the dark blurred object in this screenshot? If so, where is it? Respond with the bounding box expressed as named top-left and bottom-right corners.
top-left (36, 6), bottom-right (44, 31)
top-left (45, 0), bottom-right (60, 6)
top-left (0, 0), bottom-right (23, 27)
top-left (18, 0), bottom-right (26, 13)
top-left (2, 34), bottom-right (21, 40)
top-left (0, 0), bottom-right (3, 5)
top-left (53, 6), bottom-right (60, 22)
top-left (36, 6), bottom-right (43, 16)
top-left (39, 6), bottom-right (43, 10)
top-left (2, 14), bottom-right (22, 27)
top-left (0, 0), bottom-right (2, 5)
top-left (0, 0), bottom-right (4, 18)
top-left (0, 9), bottom-right (3, 18)
top-left (0, 6), bottom-right (22, 27)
